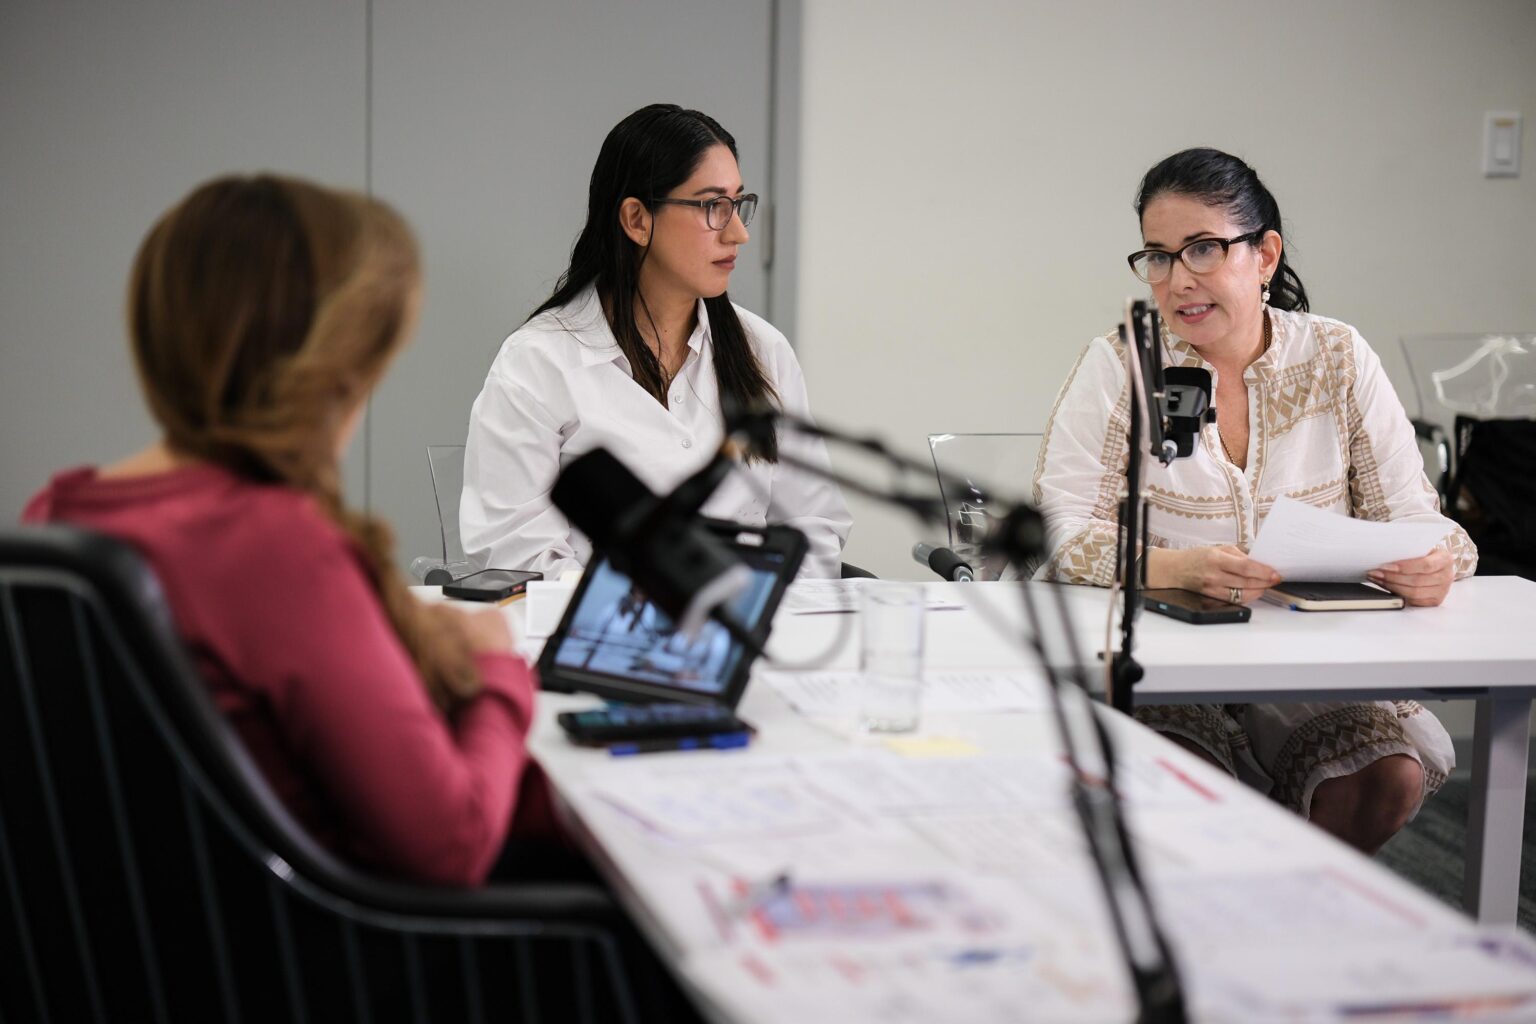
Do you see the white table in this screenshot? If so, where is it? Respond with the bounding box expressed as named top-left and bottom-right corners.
top-left (505, 578), bottom-right (1536, 1021)
top-left (1110, 575), bottom-right (1536, 927)
top-left (765, 577), bottom-right (1536, 925)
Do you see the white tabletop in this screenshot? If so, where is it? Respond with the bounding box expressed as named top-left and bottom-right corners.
top-left (493, 578), bottom-right (1536, 1022)
top-left (756, 577), bottom-right (1536, 703)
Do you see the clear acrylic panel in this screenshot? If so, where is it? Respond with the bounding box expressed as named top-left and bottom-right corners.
top-left (926, 432), bottom-right (1044, 581)
top-left (1400, 334), bottom-right (1536, 422)
top-left (409, 444), bottom-right (473, 583)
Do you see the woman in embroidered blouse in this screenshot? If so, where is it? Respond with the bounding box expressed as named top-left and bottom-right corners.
top-left (461, 104), bottom-right (851, 580)
top-left (1034, 148), bottom-right (1476, 853)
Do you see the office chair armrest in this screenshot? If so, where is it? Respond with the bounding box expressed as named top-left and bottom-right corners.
top-left (338, 874), bottom-right (624, 924)
top-left (1410, 418), bottom-right (1453, 502)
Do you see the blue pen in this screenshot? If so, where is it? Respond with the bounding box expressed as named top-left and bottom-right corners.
top-left (608, 731), bottom-right (752, 756)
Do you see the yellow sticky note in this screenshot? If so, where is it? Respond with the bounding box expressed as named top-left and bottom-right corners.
top-left (882, 736), bottom-right (980, 758)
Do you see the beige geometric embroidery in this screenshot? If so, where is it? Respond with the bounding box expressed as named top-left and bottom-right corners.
top-left (1269, 703), bottom-right (1413, 813)
top-left (1145, 486), bottom-right (1238, 521)
top-left (1255, 478), bottom-right (1348, 519)
top-left (1034, 338), bottom-right (1100, 507)
top-left (1445, 527), bottom-right (1479, 577)
top-left (1091, 333), bottom-right (1133, 526)
top-left (1133, 703), bottom-right (1241, 777)
top-left (1045, 525), bottom-right (1118, 586)
top-left (1265, 358), bottom-right (1338, 441)
top-left (1160, 325), bottom-right (1206, 369)
top-left (1309, 320), bottom-right (1394, 523)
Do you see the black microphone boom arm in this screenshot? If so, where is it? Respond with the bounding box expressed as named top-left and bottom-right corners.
top-left (722, 399), bottom-right (1188, 1024)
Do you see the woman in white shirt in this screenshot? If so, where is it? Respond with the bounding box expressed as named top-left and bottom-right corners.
top-left (1034, 148), bottom-right (1477, 854)
top-left (463, 104), bottom-right (850, 580)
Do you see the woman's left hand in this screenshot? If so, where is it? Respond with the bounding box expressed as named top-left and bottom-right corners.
top-left (1368, 548), bottom-right (1454, 607)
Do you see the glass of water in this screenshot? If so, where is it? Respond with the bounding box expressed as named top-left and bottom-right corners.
top-left (859, 583), bottom-right (925, 733)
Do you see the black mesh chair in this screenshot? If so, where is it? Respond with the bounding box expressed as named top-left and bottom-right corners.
top-left (1401, 334), bottom-right (1536, 580)
top-left (0, 526), bottom-right (686, 1023)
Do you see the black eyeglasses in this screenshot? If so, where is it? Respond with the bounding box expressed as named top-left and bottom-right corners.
top-left (650, 193), bottom-right (758, 231)
top-left (1127, 230), bottom-right (1263, 284)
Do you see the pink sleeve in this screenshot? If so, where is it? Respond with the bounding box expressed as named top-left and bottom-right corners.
top-left (245, 535), bottom-right (536, 886)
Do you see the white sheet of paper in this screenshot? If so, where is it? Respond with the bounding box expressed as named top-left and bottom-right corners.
top-left (760, 669), bottom-right (1048, 714)
top-left (1247, 496), bottom-right (1451, 581)
top-left (780, 579), bottom-right (963, 615)
top-left (687, 936), bottom-right (1132, 1024)
top-left (1195, 932), bottom-right (1536, 1017)
top-left (584, 762), bottom-right (846, 842)
top-left (523, 580), bottom-right (576, 639)
top-left (798, 749), bottom-right (1216, 818)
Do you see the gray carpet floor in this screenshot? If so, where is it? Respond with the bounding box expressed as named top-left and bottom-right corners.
top-left (1375, 770), bottom-right (1536, 931)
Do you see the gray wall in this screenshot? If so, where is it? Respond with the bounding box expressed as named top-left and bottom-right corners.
top-left (0, 1), bottom-right (787, 575)
top-left (1, 1), bottom-right (367, 509)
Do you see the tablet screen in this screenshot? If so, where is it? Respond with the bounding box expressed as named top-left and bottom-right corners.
top-left (545, 542), bottom-right (789, 700)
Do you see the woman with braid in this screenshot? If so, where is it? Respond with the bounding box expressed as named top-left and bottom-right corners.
top-left (24, 175), bottom-right (555, 886)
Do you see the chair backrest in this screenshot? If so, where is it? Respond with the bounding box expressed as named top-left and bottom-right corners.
top-left (0, 526), bottom-right (643, 1023)
top-left (926, 432), bottom-right (1044, 580)
top-left (1399, 335), bottom-right (1536, 580)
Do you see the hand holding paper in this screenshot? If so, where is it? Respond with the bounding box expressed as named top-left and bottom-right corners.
top-left (1248, 497), bottom-right (1451, 582)
top-left (1367, 547), bottom-right (1457, 606)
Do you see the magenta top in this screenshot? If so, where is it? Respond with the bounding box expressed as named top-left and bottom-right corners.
top-left (24, 463), bottom-right (555, 886)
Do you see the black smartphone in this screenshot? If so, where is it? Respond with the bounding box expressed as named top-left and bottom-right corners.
top-left (1142, 588), bottom-right (1251, 624)
top-left (557, 702), bottom-right (749, 746)
top-left (441, 568), bottom-right (543, 602)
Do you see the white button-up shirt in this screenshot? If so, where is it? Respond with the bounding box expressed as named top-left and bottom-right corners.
top-left (462, 285), bottom-right (852, 579)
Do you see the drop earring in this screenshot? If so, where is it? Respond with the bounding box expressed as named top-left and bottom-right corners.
top-left (1261, 279), bottom-right (1271, 305)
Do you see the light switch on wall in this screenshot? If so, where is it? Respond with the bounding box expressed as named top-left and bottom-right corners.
top-left (1484, 111), bottom-right (1522, 177)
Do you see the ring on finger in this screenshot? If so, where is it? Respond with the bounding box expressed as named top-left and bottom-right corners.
top-left (1228, 587), bottom-right (1242, 604)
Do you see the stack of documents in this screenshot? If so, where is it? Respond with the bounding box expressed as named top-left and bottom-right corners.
top-left (1250, 497), bottom-right (1452, 580)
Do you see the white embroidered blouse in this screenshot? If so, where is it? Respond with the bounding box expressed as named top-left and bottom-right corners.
top-left (1033, 306), bottom-right (1477, 584)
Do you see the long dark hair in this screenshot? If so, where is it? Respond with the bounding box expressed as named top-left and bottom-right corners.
top-left (1134, 148), bottom-right (1309, 313)
top-left (532, 103), bottom-right (778, 460)
top-left (129, 175), bottom-right (482, 712)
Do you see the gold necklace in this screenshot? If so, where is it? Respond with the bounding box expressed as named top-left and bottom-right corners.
top-left (1217, 311), bottom-right (1272, 465)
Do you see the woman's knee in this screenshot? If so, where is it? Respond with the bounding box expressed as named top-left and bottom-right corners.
top-left (1360, 755), bottom-right (1425, 835)
top-left (1309, 755), bottom-right (1423, 850)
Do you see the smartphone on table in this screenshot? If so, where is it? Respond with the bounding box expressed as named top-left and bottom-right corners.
top-left (442, 568), bottom-right (542, 602)
top-left (557, 702), bottom-right (751, 746)
top-left (1142, 588), bottom-right (1251, 624)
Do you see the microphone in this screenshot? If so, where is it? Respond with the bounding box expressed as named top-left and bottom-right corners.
top-left (1159, 366), bottom-right (1215, 462)
top-left (551, 448), bottom-right (753, 636)
top-left (911, 542), bottom-right (976, 582)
